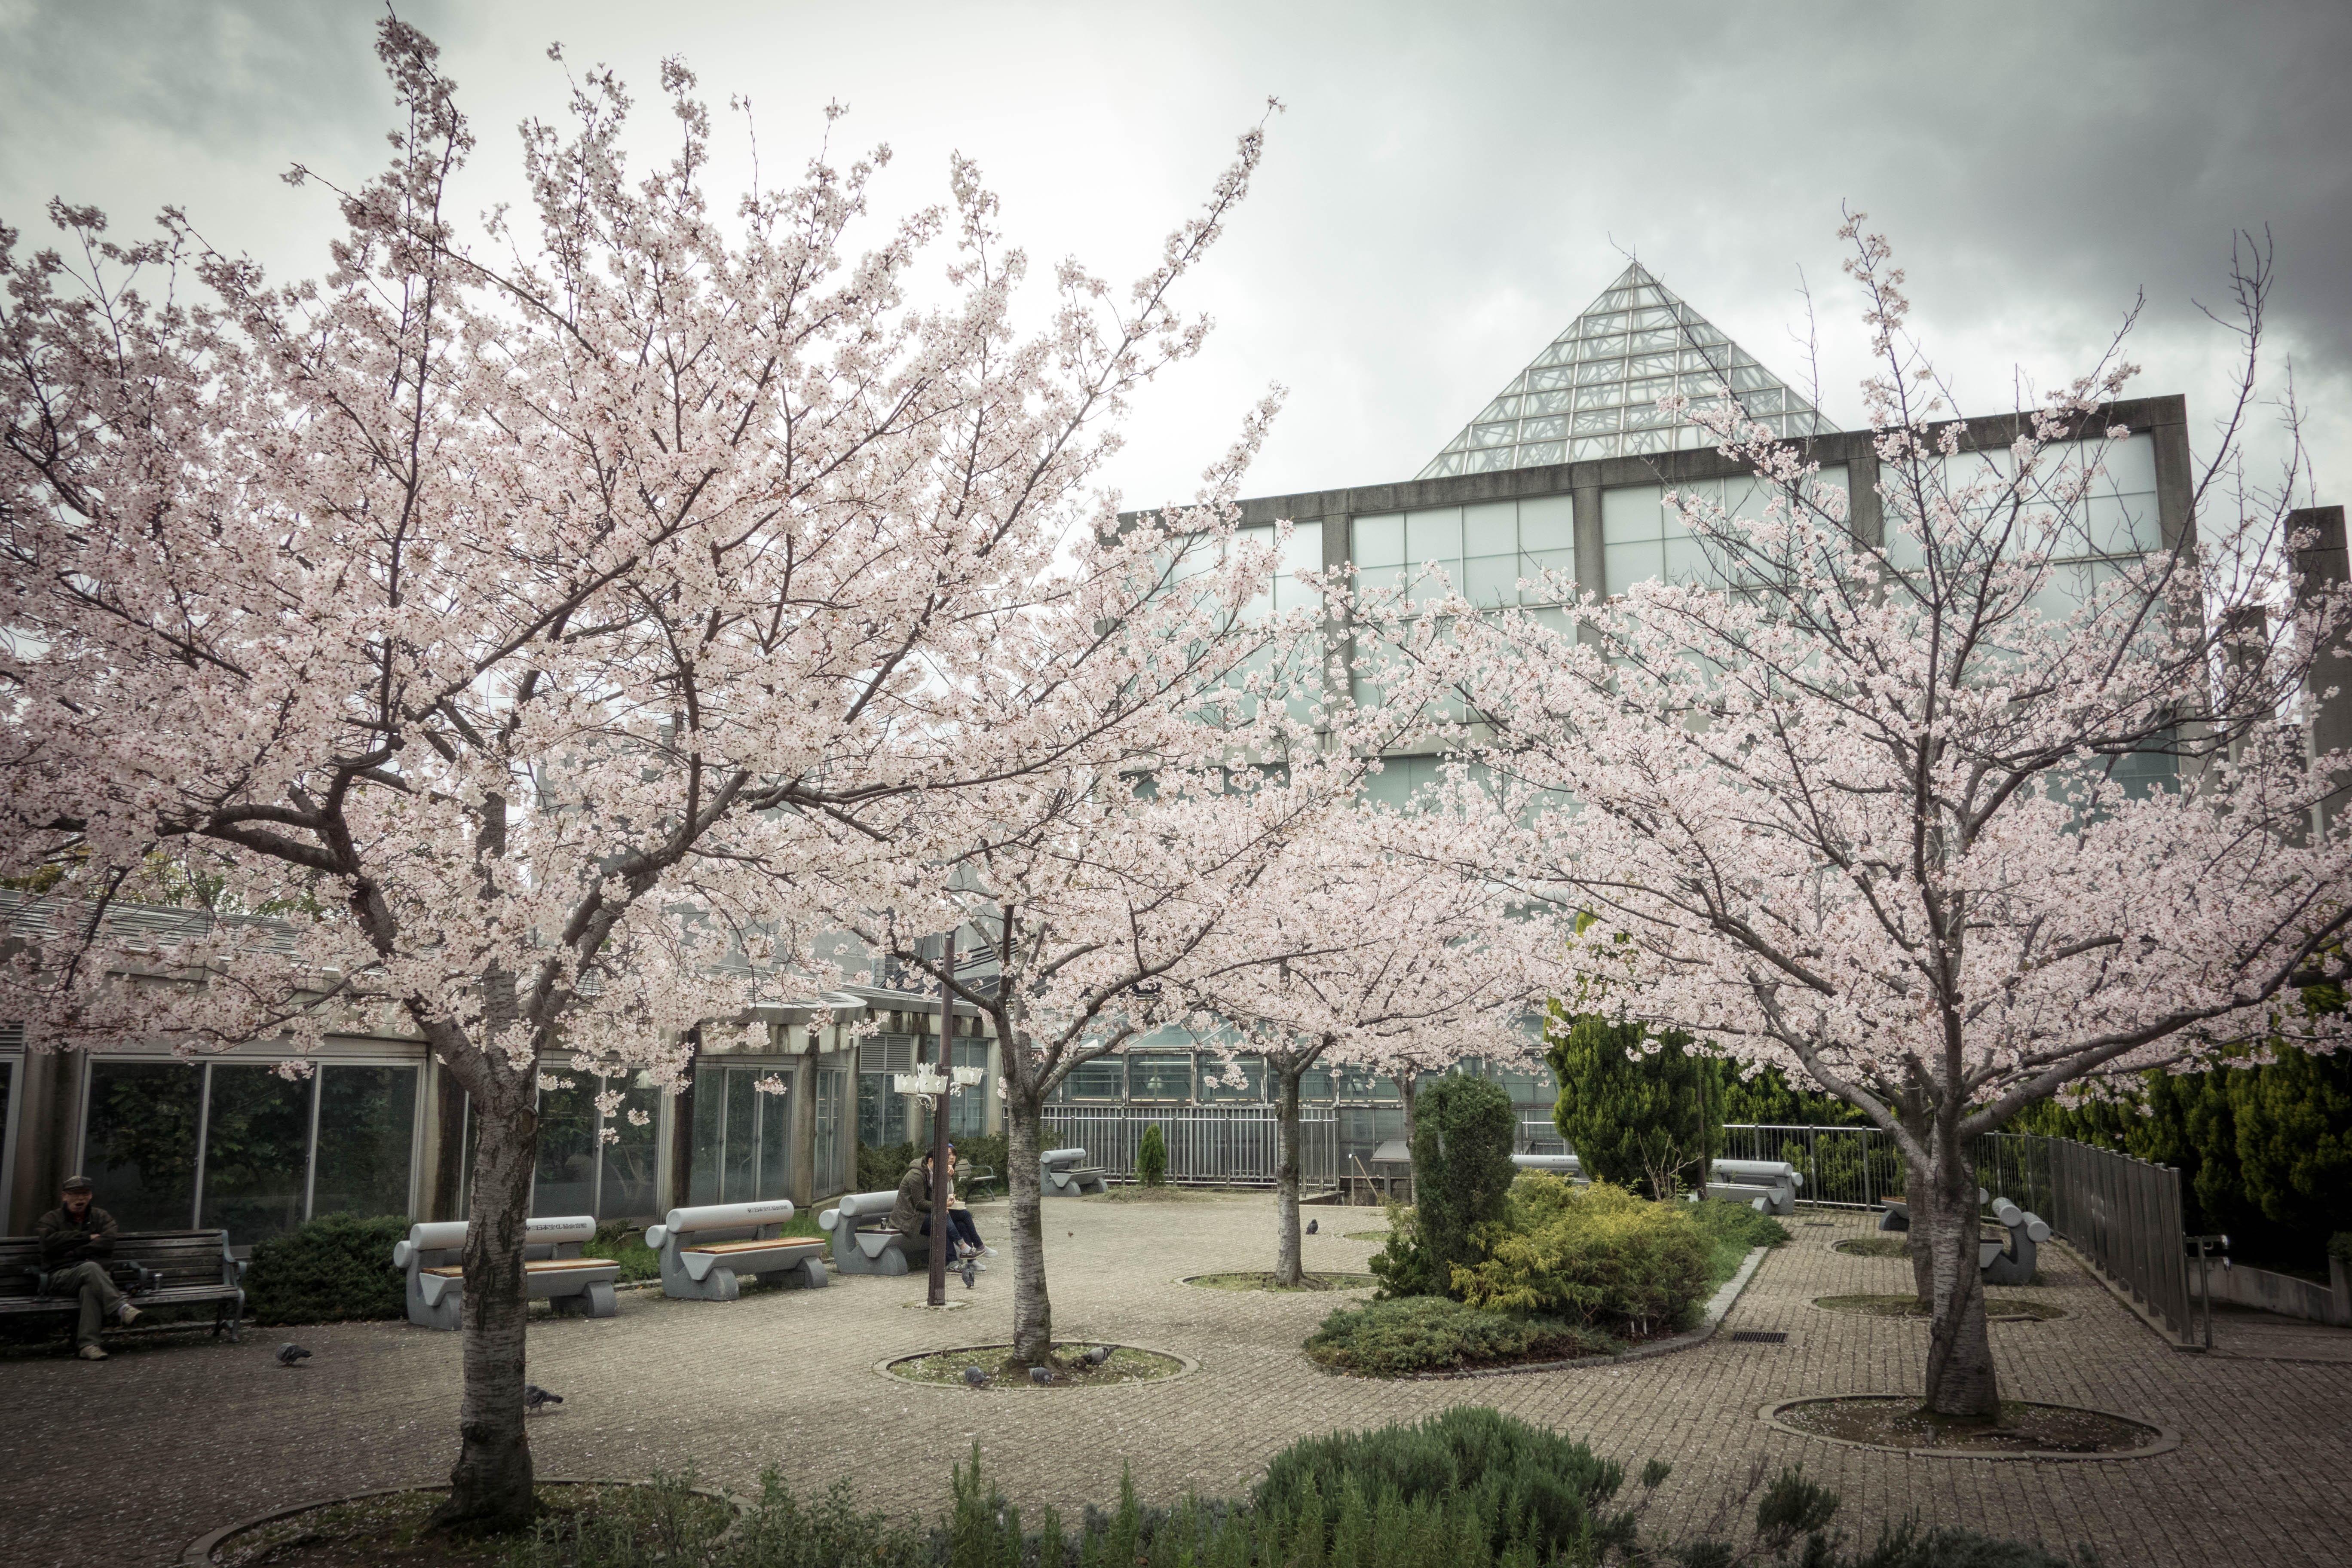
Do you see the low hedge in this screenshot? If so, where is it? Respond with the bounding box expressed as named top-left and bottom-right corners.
top-left (1303, 1295), bottom-right (1621, 1376)
top-left (243, 1213), bottom-right (410, 1326)
top-left (1689, 1194), bottom-right (1794, 1286)
top-left (1452, 1178), bottom-right (1710, 1336)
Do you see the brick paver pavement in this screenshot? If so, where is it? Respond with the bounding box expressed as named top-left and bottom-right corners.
top-left (2, 1197), bottom-right (2345, 1567)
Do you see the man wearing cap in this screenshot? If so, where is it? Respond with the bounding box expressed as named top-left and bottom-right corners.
top-left (35, 1177), bottom-right (141, 1360)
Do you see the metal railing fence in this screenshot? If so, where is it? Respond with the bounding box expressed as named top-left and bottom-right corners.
top-left (1038, 1103), bottom-right (1338, 1190)
top-left (1713, 1122), bottom-right (2190, 1341)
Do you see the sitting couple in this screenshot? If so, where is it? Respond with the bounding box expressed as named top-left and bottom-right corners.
top-left (890, 1145), bottom-right (994, 1268)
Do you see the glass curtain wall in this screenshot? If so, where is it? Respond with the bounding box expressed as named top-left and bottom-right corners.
top-left (815, 1066), bottom-right (845, 1192)
top-left (949, 1039), bottom-right (989, 1140)
top-left (80, 1059), bottom-right (419, 1239)
top-left (1601, 468), bottom-right (1850, 593)
top-left (689, 1064), bottom-right (793, 1206)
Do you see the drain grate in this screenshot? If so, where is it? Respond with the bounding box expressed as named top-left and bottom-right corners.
top-left (1801, 1221), bottom-right (1834, 1227)
top-left (1729, 1330), bottom-right (1789, 1344)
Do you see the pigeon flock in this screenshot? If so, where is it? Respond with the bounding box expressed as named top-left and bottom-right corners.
top-left (1082, 1344), bottom-right (1113, 1367)
top-left (961, 1260), bottom-right (977, 1289)
top-left (962, 1366), bottom-right (989, 1386)
top-left (1028, 1366), bottom-right (1054, 1385)
top-left (274, 1343), bottom-right (310, 1368)
top-left (524, 1384), bottom-right (564, 1413)
top-left (1305, 1219), bottom-right (1319, 1235)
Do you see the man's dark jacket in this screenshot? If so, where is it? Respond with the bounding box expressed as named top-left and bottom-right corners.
top-left (35, 1204), bottom-right (119, 1267)
top-left (888, 1162), bottom-right (933, 1234)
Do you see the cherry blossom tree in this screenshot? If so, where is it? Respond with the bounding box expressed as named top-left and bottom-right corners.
top-left (1, 20), bottom-right (1286, 1526)
top-left (1184, 773), bottom-right (1559, 1285)
top-left (1384, 222), bottom-right (2352, 1417)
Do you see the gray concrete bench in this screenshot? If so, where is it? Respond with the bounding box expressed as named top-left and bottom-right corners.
top-left (818, 1190), bottom-right (920, 1276)
top-left (1981, 1196), bottom-right (2049, 1286)
top-left (0, 1229), bottom-right (247, 1344)
top-left (1709, 1158), bottom-right (1802, 1216)
top-left (645, 1200), bottom-right (827, 1300)
top-left (1041, 1147), bottom-right (1109, 1197)
top-left (392, 1215), bottom-right (619, 1330)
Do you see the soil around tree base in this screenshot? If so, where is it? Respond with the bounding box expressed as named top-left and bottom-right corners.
top-left (187, 1480), bottom-right (737, 1566)
top-left (881, 1341), bottom-right (1194, 1388)
top-left (1184, 1271), bottom-right (1377, 1292)
top-left (1762, 1395), bottom-right (2179, 1460)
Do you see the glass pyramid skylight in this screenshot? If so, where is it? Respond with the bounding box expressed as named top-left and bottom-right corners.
top-left (1418, 262), bottom-right (1833, 480)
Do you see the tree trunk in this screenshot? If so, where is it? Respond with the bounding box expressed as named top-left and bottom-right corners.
top-left (1005, 1089), bottom-right (1054, 1366)
top-left (433, 1073), bottom-right (539, 1529)
top-left (1918, 1146), bottom-right (1999, 1417)
top-left (1273, 1061), bottom-right (1304, 1287)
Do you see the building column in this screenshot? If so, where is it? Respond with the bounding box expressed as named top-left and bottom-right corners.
top-left (1572, 482), bottom-right (1605, 647)
top-left (2292, 505), bottom-right (2351, 833)
top-left (790, 1024), bottom-right (818, 1207)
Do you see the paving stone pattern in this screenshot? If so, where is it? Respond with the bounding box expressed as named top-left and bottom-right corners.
top-left (1, 1200), bottom-right (2346, 1568)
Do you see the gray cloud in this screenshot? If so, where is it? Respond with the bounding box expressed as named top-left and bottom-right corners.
top-left (4, 0), bottom-right (2343, 506)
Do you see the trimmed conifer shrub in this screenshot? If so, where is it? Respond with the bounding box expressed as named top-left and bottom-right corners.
top-left (1369, 1073), bottom-right (1515, 1299)
top-left (1547, 1010), bottom-right (1724, 1199)
top-left (242, 1212), bottom-right (410, 1326)
top-left (1137, 1123), bottom-right (1168, 1186)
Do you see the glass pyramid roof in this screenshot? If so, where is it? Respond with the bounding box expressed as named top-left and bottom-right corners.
top-left (1417, 262), bottom-right (1833, 480)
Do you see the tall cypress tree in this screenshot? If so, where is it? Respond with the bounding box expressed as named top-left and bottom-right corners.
top-left (1547, 1009), bottom-right (1725, 1199)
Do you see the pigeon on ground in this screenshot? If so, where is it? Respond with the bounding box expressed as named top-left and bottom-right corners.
top-left (275, 1343), bottom-right (311, 1368)
top-left (1305, 1219), bottom-right (1319, 1235)
top-left (962, 1366), bottom-right (988, 1386)
top-left (524, 1384), bottom-right (564, 1412)
top-left (1083, 1344), bottom-right (1113, 1367)
top-left (962, 1260), bottom-right (977, 1289)
top-left (1028, 1366), bottom-right (1054, 1385)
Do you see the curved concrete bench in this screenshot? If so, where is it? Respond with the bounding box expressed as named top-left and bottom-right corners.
top-left (645, 1200), bottom-right (827, 1301)
top-left (1982, 1196), bottom-right (2050, 1286)
top-left (1709, 1158), bottom-right (1802, 1216)
top-left (1041, 1147), bottom-right (1109, 1197)
top-left (392, 1216), bottom-right (618, 1330)
top-left (817, 1190), bottom-right (919, 1276)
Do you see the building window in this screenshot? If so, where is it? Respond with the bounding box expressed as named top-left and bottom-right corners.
top-left (691, 1065), bottom-right (793, 1206)
top-left (80, 1058), bottom-right (420, 1240)
top-left (1602, 466), bottom-right (1850, 594)
top-left (1063, 1057), bottom-right (1126, 1101)
top-left (815, 1066), bottom-right (846, 1193)
top-left (1200, 1054), bottom-right (1267, 1102)
top-left (1127, 1051), bottom-right (1193, 1103)
top-left (1351, 496), bottom-right (1574, 612)
top-left (950, 1039), bottom-right (990, 1140)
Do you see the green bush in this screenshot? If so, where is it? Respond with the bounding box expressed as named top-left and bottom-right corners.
top-left (1449, 1179), bottom-right (1710, 1336)
top-left (1258, 1406), bottom-right (1634, 1563)
top-left (1688, 1196), bottom-right (1792, 1286)
top-left (242, 1213), bottom-right (410, 1326)
top-left (1548, 1011), bottom-right (1723, 1198)
top-left (1136, 1124), bottom-right (1168, 1187)
top-left (1303, 1294), bottom-right (1620, 1376)
top-left (2330, 1232), bottom-right (2352, 1264)
top-left (1369, 1074), bottom-right (1516, 1300)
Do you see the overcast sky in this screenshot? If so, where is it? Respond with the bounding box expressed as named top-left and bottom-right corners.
top-left (4, 0), bottom-right (2346, 516)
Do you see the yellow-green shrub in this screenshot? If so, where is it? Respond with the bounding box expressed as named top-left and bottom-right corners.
top-left (1450, 1177), bottom-right (1709, 1336)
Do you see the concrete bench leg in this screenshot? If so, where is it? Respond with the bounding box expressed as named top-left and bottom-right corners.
top-left (755, 1257), bottom-right (829, 1291)
top-left (582, 1281), bottom-right (617, 1317)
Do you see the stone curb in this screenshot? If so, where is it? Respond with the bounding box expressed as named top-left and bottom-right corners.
top-left (1757, 1396), bottom-right (2183, 1462)
top-left (180, 1478), bottom-right (745, 1565)
top-left (1317, 1243), bottom-right (1773, 1383)
top-left (873, 1341), bottom-right (1201, 1388)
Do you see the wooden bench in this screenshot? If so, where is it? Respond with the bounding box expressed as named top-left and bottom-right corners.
top-left (1040, 1147), bottom-right (1109, 1197)
top-left (818, 1190), bottom-right (920, 1276)
top-left (0, 1229), bottom-right (247, 1345)
top-left (1709, 1158), bottom-right (1803, 1216)
top-left (391, 1216), bottom-right (619, 1330)
top-left (645, 1200), bottom-right (827, 1300)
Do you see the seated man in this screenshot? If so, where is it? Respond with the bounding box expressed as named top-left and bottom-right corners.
top-left (890, 1148), bottom-right (990, 1269)
top-left (36, 1176), bottom-right (141, 1361)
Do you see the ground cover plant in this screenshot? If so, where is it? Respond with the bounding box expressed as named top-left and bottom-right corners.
top-left (482, 1416), bottom-right (2104, 1566)
top-left (1814, 1294), bottom-right (2065, 1322)
top-left (1303, 1295), bottom-right (1623, 1376)
top-left (1188, 1271), bottom-right (1375, 1292)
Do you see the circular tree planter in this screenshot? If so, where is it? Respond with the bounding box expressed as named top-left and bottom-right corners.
top-left (1183, 1271), bottom-right (1377, 1293)
top-left (1831, 1236), bottom-right (1912, 1259)
top-left (1811, 1292), bottom-right (2066, 1322)
top-left (184, 1479), bottom-right (741, 1566)
top-left (1341, 1230), bottom-right (1390, 1242)
top-left (1761, 1395), bottom-right (2177, 1460)
top-left (881, 1341), bottom-right (1195, 1389)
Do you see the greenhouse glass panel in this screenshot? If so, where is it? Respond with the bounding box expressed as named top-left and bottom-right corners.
top-left (312, 1065), bottom-right (416, 1219)
top-left (81, 1062), bottom-right (202, 1231)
